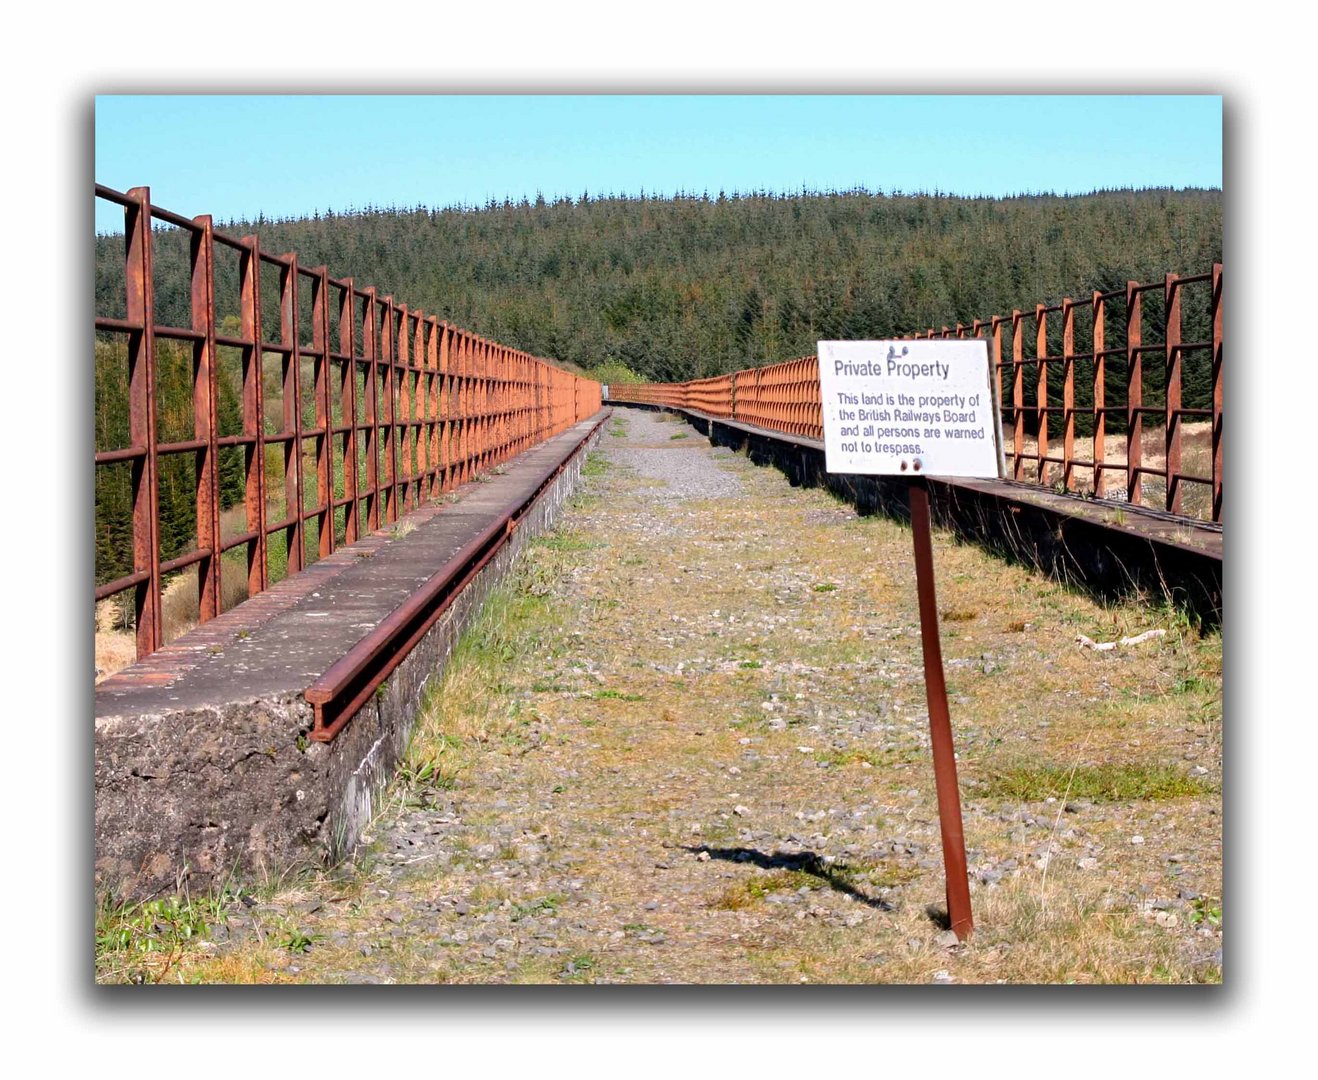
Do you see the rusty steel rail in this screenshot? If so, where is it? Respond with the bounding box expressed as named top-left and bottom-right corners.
top-left (304, 412), bottom-right (609, 741)
top-left (95, 184), bottom-right (603, 662)
top-left (610, 265), bottom-right (1223, 525)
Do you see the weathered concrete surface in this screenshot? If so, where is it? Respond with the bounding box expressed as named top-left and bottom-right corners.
top-left (95, 413), bottom-right (607, 900)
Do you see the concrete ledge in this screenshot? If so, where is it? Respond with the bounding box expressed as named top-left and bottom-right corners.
top-left (614, 403), bottom-right (1222, 627)
top-left (95, 413), bottom-right (608, 900)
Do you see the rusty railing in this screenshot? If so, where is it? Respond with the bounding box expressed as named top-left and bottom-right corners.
top-left (95, 184), bottom-right (602, 662)
top-left (609, 265), bottom-right (1222, 524)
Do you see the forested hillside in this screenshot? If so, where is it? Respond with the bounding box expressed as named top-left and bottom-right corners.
top-left (96, 187), bottom-right (1221, 382)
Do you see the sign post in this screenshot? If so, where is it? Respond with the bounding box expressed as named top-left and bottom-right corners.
top-left (817, 339), bottom-right (1002, 941)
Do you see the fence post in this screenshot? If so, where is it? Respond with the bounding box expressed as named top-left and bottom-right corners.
top-left (238, 234), bottom-right (268, 597)
top-left (1062, 299), bottom-right (1076, 492)
top-left (125, 187), bottom-right (162, 657)
top-left (1126, 281), bottom-right (1143, 506)
top-left (439, 324), bottom-right (452, 493)
top-left (1211, 264), bottom-right (1223, 522)
top-left (1012, 310), bottom-right (1024, 481)
top-left (381, 297), bottom-right (397, 523)
top-left (279, 254), bottom-right (305, 574)
top-left (339, 279), bottom-right (359, 546)
top-left (987, 318), bottom-right (1002, 476)
top-left (1165, 273), bottom-right (1183, 515)
top-left (313, 266), bottom-right (334, 558)
top-left (1092, 290), bottom-right (1106, 499)
top-left (363, 288), bottom-right (380, 532)
top-left (426, 317), bottom-right (440, 499)
top-left (190, 214), bottom-right (222, 620)
top-left (397, 304), bottom-right (413, 514)
top-left (1035, 304), bottom-right (1049, 487)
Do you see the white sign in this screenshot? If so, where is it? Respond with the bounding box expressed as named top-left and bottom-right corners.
top-left (816, 340), bottom-right (1002, 478)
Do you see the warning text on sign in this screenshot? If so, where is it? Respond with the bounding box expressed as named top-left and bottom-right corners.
top-left (817, 340), bottom-right (1001, 478)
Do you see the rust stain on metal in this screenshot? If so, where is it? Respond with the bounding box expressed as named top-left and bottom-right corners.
top-left (909, 477), bottom-right (973, 941)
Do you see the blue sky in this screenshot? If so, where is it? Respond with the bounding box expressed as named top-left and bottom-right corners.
top-left (95, 94), bottom-right (1221, 233)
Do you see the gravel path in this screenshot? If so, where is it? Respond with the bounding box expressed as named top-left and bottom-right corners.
top-left (601, 409), bottom-right (747, 500)
top-left (169, 407), bottom-right (1222, 985)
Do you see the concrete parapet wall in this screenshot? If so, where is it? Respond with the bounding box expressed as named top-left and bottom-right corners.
top-left (95, 418), bottom-right (604, 900)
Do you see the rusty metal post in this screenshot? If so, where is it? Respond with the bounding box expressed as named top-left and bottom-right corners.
top-left (313, 267), bottom-right (334, 558)
top-left (381, 297), bottom-right (397, 523)
top-left (339, 279), bottom-right (359, 545)
top-left (471, 335), bottom-right (481, 471)
top-left (427, 317), bottom-right (440, 499)
top-left (479, 338), bottom-right (490, 469)
top-left (279, 254), bottom-right (305, 575)
top-left (363, 288), bottom-right (380, 532)
top-left (1011, 310), bottom-right (1024, 481)
top-left (455, 330), bottom-right (466, 485)
top-left (990, 317), bottom-right (1004, 468)
top-left (397, 304), bottom-right (413, 514)
top-left (1035, 304), bottom-right (1049, 486)
top-left (1126, 282), bottom-right (1143, 506)
top-left (125, 187), bottom-right (162, 657)
top-left (1211, 264), bottom-right (1223, 522)
top-left (460, 330), bottom-right (469, 476)
top-left (1092, 291), bottom-right (1106, 499)
top-left (417, 314), bottom-right (431, 498)
top-left (492, 343), bottom-right (503, 465)
top-left (190, 214), bottom-right (222, 620)
top-left (238, 234), bottom-right (268, 596)
top-left (1165, 273), bottom-right (1183, 515)
top-left (495, 344), bottom-right (504, 464)
top-left (439, 324), bottom-right (452, 493)
top-left (1061, 299), bottom-right (1076, 492)
top-left (909, 477), bottom-right (973, 941)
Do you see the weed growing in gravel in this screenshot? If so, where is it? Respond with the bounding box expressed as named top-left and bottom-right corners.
top-left (511, 894), bottom-right (565, 921)
top-left (814, 746), bottom-right (922, 769)
top-left (280, 929), bottom-right (316, 954)
top-left (96, 884), bottom-right (232, 984)
top-left (978, 761), bottom-right (1212, 802)
top-left (1187, 895), bottom-right (1222, 928)
top-left (712, 870), bottom-right (824, 909)
top-left (534, 532), bottom-right (601, 553)
top-left (560, 954), bottom-right (597, 982)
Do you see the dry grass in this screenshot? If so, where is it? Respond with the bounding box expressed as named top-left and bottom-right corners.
top-left (711, 870), bottom-right (823, 910)
top-left (1014, 420), bottom-right (1214, 519)
top-left (977, 761), bottom-right (1213, 802)
top-left (746, 861), bottom-right (1217, 985)
top-left (123, 409), bottom-right (1220, 985)
top-left (94, 631), bottom-right (137, 684)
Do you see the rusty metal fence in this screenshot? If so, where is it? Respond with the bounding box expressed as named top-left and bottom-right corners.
top-left (610, 265), bottom-right (1222, 524)
top-left (95, 184), bottom-right (602, 662)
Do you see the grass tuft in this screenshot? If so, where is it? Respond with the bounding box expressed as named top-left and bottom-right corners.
top-left (711, 870), bottom-right (822, 910)
top-left (978, 761), bottom-right (1213, 802)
